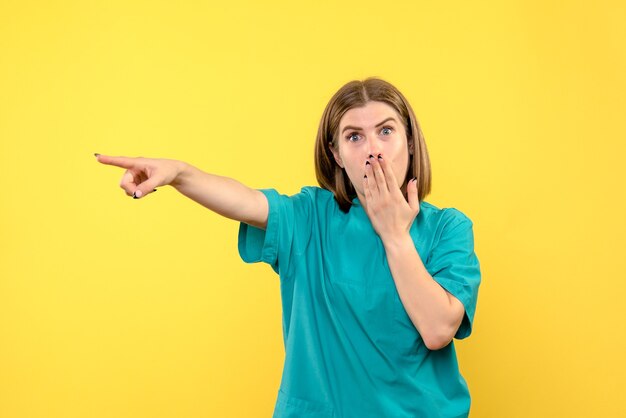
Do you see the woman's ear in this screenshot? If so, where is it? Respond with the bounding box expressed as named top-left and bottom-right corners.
top-left (408, 137), bottom-right (415, 155)
top-left (329, 142), bottom-right (344, 168)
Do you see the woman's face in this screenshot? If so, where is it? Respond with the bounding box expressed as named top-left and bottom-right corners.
top-left (331, 100), bottom-right (413, 203)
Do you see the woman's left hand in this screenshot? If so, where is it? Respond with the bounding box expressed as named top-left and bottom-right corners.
top-left (363, 154), bottom-right (420, 242)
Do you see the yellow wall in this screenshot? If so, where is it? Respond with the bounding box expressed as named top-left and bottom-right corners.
top-left (1, 1), bottom-right (624, 417)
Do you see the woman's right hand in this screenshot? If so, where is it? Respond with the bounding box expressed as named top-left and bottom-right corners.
top-left (95, 154), bottom-right (186, 199)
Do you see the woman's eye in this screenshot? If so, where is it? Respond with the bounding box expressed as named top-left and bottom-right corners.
top-left (346, 127), bottom-right (392, 142)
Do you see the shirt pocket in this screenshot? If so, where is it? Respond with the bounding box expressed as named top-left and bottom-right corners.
top-left (273, 389), bottom-right (335, 418)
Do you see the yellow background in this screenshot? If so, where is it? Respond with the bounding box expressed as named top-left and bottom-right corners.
top-left (1, 0), bottom-right (625, 417)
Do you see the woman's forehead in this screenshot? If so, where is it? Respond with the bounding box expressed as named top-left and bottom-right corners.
top-left (340, 101), bottom-right (402, 129)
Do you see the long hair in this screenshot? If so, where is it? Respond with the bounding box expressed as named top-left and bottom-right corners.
top-left (314, 77), bottom-right (432, 212)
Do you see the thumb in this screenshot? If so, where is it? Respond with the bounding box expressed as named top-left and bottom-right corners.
top-left (407, 178), bottom-right (419, 213)
top-left (133, 179), bottom-right (160, 199)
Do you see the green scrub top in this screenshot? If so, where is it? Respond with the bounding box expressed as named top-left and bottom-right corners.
top-left (238, 186), bottom-right (481, 418)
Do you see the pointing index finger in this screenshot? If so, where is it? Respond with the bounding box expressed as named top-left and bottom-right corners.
top-left (96, 154), bottom-right (138, 169)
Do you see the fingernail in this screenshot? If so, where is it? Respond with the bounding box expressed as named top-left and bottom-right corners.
top-left (94, 153), bottom-right (100, 157)
top-left (133, 190), bottom-right (143, 199)
top-left (153, 188), bottom-right (157, 192)
top-left (365, 161), bottom-right (370, 165)
top-left (364, 174), bottom-right (367, 178)
top-left (378, 154), bottom-right (382, 159)
top-left (368, 154), bottom-right (374, 159)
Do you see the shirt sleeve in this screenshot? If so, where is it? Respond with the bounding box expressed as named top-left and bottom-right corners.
top-left (426, 210), bottom-right (482, 340)
top-left (237, 188), bottom-right (311, 276)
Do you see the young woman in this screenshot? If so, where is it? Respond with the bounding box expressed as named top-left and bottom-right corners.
top-left (96, 77), bottom-right (481, 418)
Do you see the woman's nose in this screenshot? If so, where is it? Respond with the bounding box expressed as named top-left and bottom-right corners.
top-left (365, 138), bottom-right (382, 157)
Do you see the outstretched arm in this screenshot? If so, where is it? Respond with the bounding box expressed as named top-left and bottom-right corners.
top-left (95, 154), bottom-right (268, 229)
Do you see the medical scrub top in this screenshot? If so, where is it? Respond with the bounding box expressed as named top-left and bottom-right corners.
top-left (238, 186), bottom-right (481, 418)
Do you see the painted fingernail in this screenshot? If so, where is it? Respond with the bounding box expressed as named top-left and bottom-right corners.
top-left (368, 154), bottom-right (374, 159)
top-left (94, 153), bottom-right (100, 157)
top-left (133, 190), bottom-right (143, 199)
top-left (365, 161), bottom-right (370, 165)
top-left (153, 188), bottom-right (157, 192)
top-left (364, 174), bottom-right (367, 178)
top-left (377, 154), bottom-right (382, 159)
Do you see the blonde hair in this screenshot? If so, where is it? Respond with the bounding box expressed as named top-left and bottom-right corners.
top-left (314, 77), bottom-right (432, 212)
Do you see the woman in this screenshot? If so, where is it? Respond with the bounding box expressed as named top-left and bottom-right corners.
top-left (96, 77), bottom-right (481, 418)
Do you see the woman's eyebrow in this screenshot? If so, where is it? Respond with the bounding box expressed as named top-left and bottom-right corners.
top-left (341, 117), bottom-right (397, 133)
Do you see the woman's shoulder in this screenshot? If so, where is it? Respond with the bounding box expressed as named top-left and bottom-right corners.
top-left (262, 186), bottom-right (332, 204)
top-left (419, 200), bottom-right (474, 227)
top-left (297, 185), bottom-right (332, 197)
top-left (291, 186), bottom-right (335, 205)
top-left (269, 186), bottom-right (335, 215)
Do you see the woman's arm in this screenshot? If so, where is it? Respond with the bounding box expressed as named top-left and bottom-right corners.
top-left (172, 162), bottom-right (268, 229)
top-left (361, 154), bottom-right (464, 350)
top-left (95, 154), bottom-right (268, 229)
top-left (382, 236), bottom-right (465, 350)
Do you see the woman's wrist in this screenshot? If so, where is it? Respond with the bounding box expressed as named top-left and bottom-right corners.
top-left (381, 231), bottom-right (414, 255)
top-left (169, 160), bottom-right (190, 188)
